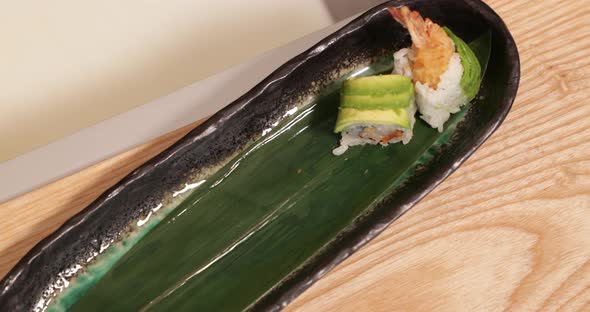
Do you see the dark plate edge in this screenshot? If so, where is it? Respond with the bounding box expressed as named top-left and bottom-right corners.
top-left (251, 0), bottom-right (520, 310)
top-left (0, 0), bottom-right (520, 311)
top-left (0, 3), bottom-right (387, 309)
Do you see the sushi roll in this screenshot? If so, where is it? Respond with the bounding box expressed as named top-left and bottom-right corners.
top-left (333, 75), bottom-right (417, 156)
top-left (389, 6), bottom-right (482, 132)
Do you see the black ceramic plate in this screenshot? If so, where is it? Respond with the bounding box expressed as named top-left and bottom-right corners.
top-left (0, 1), bottom-right (519, 311)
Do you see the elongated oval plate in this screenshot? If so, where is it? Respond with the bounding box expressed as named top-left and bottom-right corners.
top-left (0, 0), bottom-right (519, 311)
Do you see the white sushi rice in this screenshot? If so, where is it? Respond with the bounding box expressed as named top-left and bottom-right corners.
top-left (332, 102), bottom-right (417, 156)
top-left (333, 43), bottom-right (467, 156)
top-left (393, 48), bottom-right (414, 79)
top-left (394, 49), bottom-right (466, 132)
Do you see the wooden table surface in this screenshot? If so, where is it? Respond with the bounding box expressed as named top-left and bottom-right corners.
top-left (1, 0), bottom-right (589, 310)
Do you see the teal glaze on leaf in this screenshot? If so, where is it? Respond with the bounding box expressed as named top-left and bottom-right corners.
top-left (444, 27), bottom-right (482, 101)
top-left (0, 0), bottom-right (522, 310)
top-left (48, 35), bottom-right (491, 312)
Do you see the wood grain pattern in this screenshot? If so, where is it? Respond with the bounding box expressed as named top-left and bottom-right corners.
top-left (1, 0), bottom-right (589, 310)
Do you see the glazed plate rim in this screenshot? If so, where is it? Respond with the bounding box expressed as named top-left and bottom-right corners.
top-left (0, 0), bottom-right (520, 310)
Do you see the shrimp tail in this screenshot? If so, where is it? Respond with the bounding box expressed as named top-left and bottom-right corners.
top-left (388, 6), bottom-right (429, 48)
top-left (388, 6), bottom-right (405, 25)
top-left (388, 6), bottom-right (455, 89)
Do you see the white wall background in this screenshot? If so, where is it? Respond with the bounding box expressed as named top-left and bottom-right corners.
top-left (0, 0), bottom-right (385, 162)
top-left (0, 0), bottom-right (335, 162)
